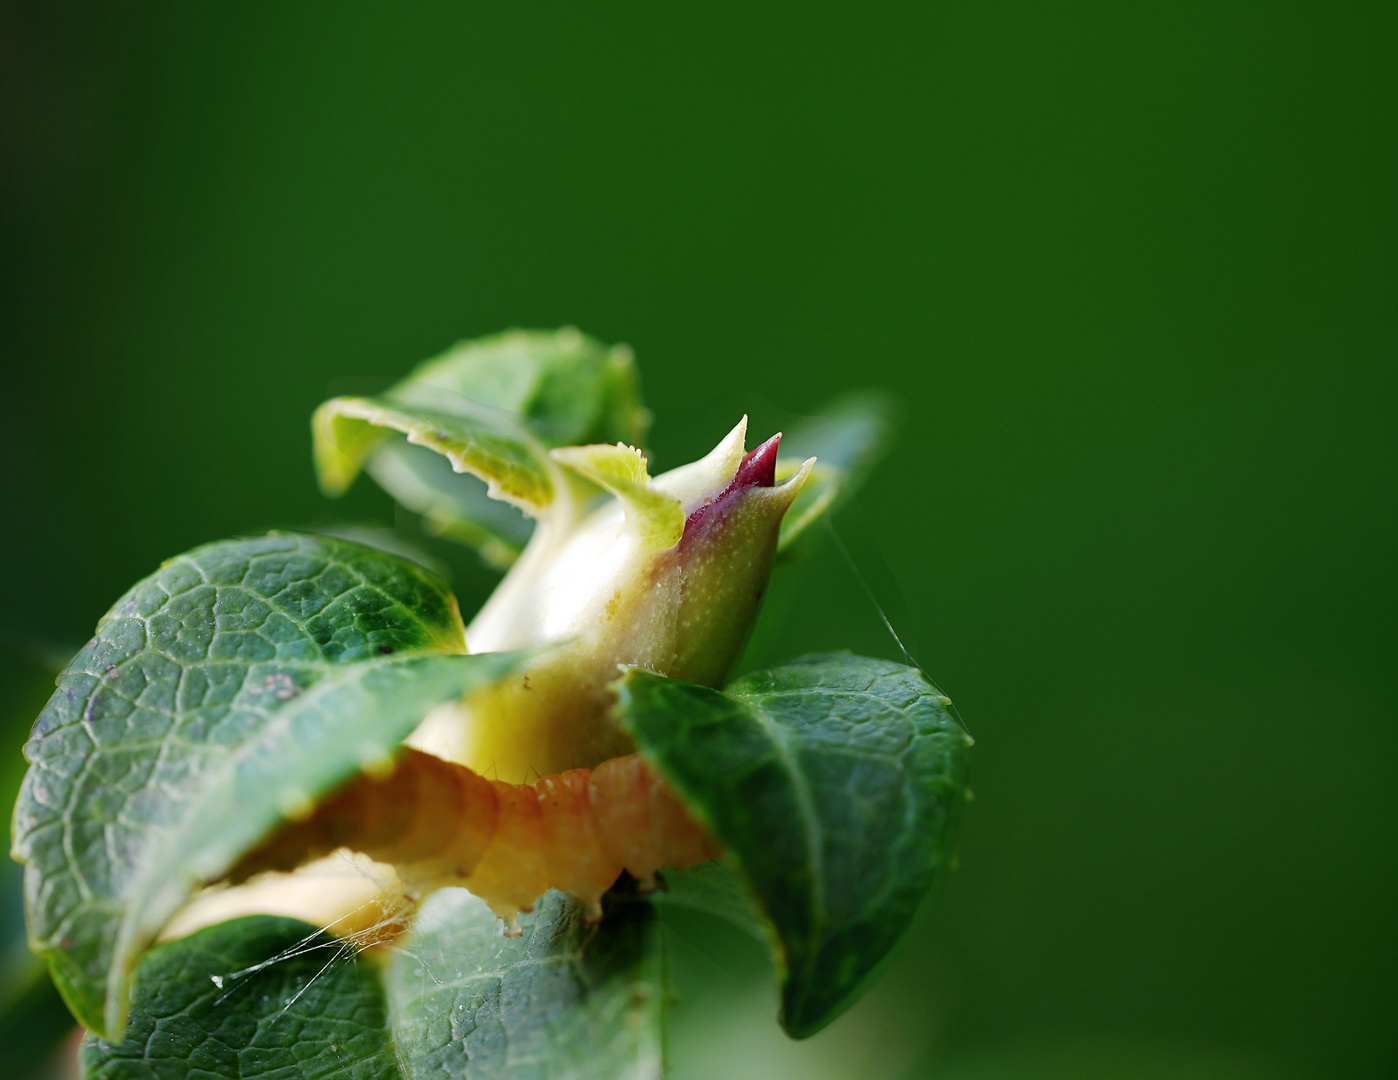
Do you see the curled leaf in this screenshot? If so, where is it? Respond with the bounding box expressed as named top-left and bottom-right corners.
top-left (619, 653), bottom-right (970, 1037)
top-left (12, 533), bottom-right (522, 1038)
top-left (313, 328), bottom-right (650, 565)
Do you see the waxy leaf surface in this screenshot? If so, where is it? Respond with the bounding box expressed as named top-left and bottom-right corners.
top-left (81, 916), bottom-right (398, 1080)
top-left (619, 653), bottom-right (970, 1037)
top-left (81, 890), bottom-right (664, 1080)
top-left (12, 534), bottom-right (522, 1038)
top-left (387, 888), bottom-right (664, 1080)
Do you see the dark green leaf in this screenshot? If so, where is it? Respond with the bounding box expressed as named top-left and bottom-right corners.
top-left (12, 533), bottom-right (521, 1038)
top-left (651, 862), bottom-right (768, 946)
top-left (81, 890), bottom-right (665, 1080)
top-left (1, 655), bottom-right (78, 1078)
top-left (387, 888), bottom-right (664, 1080)
top-left (618, 653), bottom-right (970, 1038)
top-left (80, 916), bottom-right (398, 1080)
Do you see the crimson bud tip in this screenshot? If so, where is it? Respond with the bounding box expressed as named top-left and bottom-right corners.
top-left (734, 432), bottom-right (782, 490)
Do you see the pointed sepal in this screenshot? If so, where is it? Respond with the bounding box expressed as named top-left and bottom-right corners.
top-left (550, 443), bottom-right (684, 548)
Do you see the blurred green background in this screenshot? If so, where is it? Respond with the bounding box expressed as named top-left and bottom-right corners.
top-left (2, 3), bottom-right (1394, 1077)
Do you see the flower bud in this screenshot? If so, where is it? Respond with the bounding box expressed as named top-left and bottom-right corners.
top-left (408, 417), bottom-right (814, 782)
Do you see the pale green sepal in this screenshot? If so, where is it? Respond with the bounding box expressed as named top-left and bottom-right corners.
top-left (550, 443), bottom-right (685, 548)
top-left (650, 415), bottom-right (749, 512)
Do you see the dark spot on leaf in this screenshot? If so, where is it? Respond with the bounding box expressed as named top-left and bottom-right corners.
top-left (378, 645), bottom-right (395, 655)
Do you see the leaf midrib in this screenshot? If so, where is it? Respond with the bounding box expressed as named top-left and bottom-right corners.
top-left (739, 696), bottom-right (828, 993)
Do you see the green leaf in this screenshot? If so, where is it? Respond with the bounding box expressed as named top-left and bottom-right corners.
top-left (387, 888), bottom-right (664, 1080)
top-left (651, 861), bottom-right (769, 945)
top-left (618, 652), bottom-right (970, 1038)
top-left (12, 533), bottom-right (521, 1038)
top-left (0, 654), bottom-right (78, 1078)
top-left (80, 889), bottom-right (665, 1080)
top-left (313, 328), bottom-right (649, 563)
top-left (365, 441), bottom-right (533, 568)
top-left (309, 522), bottom-right (454, 581)
top-left (776, 392), bottom-right (894, 552)
top-left (315, 395), bottom-right (558, 513)
top-left (80, 915), bottom-right (399, 1080)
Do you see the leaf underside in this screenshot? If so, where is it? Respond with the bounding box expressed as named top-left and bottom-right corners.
top-left (313, 328), bottom-right (649, 566)
top-left (619, 653), bottom-right (970, 1038)
top-left (365, 441), bottom-right (533, 568)
top-left (650, 861), bottom-right (769, 946)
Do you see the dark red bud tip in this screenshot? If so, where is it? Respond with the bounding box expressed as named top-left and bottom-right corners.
top-left (682, 432), bottom-right (783, 539)
top-left (734, 433), bottom-right (782, 489)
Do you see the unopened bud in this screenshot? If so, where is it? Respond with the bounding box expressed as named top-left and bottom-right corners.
top-left (409, 417), bottom-right (814, 781)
